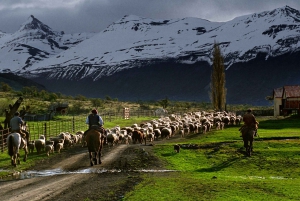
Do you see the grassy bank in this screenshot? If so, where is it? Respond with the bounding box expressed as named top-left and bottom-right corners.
top-left (124, 116), bottom-right (300, 201)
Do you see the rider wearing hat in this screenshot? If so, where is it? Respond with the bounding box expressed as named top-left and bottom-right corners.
top-left (84, 109), bottom-right (105, 136)
top-left (239, 109), bottom-right (259, 137)
top-left (10, 111), bottom-right (30, 142)
top-left (243, 109), bottom-right (256, 127)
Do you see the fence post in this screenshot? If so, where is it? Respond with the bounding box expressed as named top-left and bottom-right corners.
top-left (72, 116), bottom-right (75, 133)
top-left (44, 123), bottom-right (47, 141)
top-left (1, 130), bottom-right (3, 153)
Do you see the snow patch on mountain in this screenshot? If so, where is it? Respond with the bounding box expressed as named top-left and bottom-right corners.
top-left (1, 6), bottom-right (300, 81)
top-left (0, 15), bottom-right (95, 72)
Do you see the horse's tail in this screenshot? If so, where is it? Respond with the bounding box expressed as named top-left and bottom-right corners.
top-left (8, 135), bottom-right (14, 156)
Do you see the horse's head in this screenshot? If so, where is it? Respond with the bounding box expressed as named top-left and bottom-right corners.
top-left (21, 122), bottom-right (28, 131)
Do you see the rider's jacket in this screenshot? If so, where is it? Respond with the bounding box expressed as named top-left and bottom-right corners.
top-left (87, 114), bottom-right (102, 127)
top-left (10, 116), bottom-right (24, 131)
top-left (243, 113), bottom-right (256, 128)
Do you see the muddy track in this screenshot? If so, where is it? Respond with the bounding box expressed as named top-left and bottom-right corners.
top-left (0, 137), bottom-right (176, 201)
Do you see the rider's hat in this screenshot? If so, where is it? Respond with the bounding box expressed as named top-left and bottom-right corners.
top-left (247, 109), bottom-right (252, 112)
top-left (91, 109), bottom-right (98, 114)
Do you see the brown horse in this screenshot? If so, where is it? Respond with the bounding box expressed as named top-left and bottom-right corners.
top-left (241, 126), bottom-right (255, 157)
top-left (7, 133), bottom-right (28, 167)
top-left (85, 128), bottom-right (105, 166)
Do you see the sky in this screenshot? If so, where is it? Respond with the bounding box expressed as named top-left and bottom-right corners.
top-left (1, 0), bottom-right (300, 34)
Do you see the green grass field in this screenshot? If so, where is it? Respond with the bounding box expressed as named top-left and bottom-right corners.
top-left (1, 115), bottom-right (300, 200)
top-left (123, 116), bottom-right (300, 201)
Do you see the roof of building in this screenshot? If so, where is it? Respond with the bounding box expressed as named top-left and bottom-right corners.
top-left (283, 85), bottom-right (300, 98)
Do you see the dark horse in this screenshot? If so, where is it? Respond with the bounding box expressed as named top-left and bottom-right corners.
top-left (85, 128), bottom-right (105, 166)
top-left (241, 126), bottom-right (255, 157)
top-left (7, 132), bottom-right (28, 167)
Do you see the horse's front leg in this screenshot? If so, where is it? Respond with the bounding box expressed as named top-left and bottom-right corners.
top-left (250, 140), bottom-right (253, 152)
top-left (89, 152), bottom-right (94, 166)
top-left (93, 151), bottom-right (98, 165)
top-left (17, 153), bottom-right (21, 165)
top-left (11, 155), bottom-right (15, 166)
top-left (98, 140), bottom-right (104, 165)
top-left (23, 146), bottom-right (28, 162)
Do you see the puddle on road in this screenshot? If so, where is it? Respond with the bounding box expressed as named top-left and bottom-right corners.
top-left (0, 168), bottom-right (177, 181)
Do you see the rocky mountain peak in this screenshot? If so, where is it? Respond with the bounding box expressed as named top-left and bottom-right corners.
top-left (268, 5), bottom-right (300, 20)
top-left (18, 15), bottom-right (58, 36)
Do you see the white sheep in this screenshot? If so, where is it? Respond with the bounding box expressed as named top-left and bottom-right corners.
top-left (45, 140), bottom-right (55, 156)
top-left (35, 135), bottom-right (46, 154)
top-left (56, 139), bottom-right (64, 153)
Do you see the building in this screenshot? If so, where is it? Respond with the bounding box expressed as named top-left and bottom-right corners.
top-left (273, 85), bottom-right (300, 116)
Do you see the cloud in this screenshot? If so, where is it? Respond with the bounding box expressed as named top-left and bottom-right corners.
top-left (0, 0), bottom-right (300, 33)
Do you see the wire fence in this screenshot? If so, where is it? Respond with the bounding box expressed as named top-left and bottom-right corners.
top-left (0, 109), bottom-right (159, 153)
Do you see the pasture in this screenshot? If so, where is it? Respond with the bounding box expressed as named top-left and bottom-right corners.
top-left (123, 116), bottom-right (300, 201)
top-left (1, 114), bottom-right (300, 200)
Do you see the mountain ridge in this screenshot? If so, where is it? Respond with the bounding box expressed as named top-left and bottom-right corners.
top-left (0, 5), bottom-right (300, 105)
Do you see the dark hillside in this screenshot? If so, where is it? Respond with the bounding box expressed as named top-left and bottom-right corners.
top-left (29, 52), bottom-right (300, 105)
top-left (0, 73), bottom-right (46, 91)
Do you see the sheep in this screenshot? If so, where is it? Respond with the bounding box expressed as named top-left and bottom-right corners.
top-left (147, 132), bottom-right (155, 142)
top-left (202, 124), bottom-right (207, 134)
top-left (70, 134), bottom-right (78, 144)
top-left (56, 139), bottom-right (64, 153)
top-left (131, 130), bottom-right (144, 144)
top-left (153, 128), bottom-right (161, 140)
top-left (106, 133), bottom-right (119, 147)
top-left (35, 135), bottom-right (46, 154)
top-left (28, 140), bottom-right (35, 154)
top-left (215, 121), bottom-right (221, 130)
top-left (179, 129), bottom-right (184, 138)
top-left (183, 127), bottom-right (190, 136)
top-left (62, 132), bottom-right (73, 147)
top-left (161, 127), bottom-right (172, 139)
top-left (75, 131), bottom-right (86, 147)
top-left (45, 140), bottom-right (55, 156)
top-left (122, 134), bottom-right (132, 145)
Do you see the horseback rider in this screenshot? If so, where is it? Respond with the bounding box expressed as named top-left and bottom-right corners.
top-left (10, 111), bottom-right (30, 142)
top-left (239, 109), bottom-right (258, 137)
top-left (84, 109), bottom-right (105, 136)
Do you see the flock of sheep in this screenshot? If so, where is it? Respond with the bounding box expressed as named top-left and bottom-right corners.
top-left (27, 131), bottom-right (85, 156)
top-left (100, 110), bottom-right (241, 147)
top-left (27, 111), bottom-right (241, 156)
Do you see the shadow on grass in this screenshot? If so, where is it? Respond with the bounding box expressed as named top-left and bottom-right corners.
top-left (161, 152), bottom-right (178, 157)
top-left (259, 116), bottom-right (300, 129)
top-left (196, 156), bottom-right (241, 173)
top-left (256, 136), bottom-right (300, 141)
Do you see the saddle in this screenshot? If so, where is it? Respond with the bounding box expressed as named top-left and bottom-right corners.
top-left (86, 125), bottom-right (106, 137)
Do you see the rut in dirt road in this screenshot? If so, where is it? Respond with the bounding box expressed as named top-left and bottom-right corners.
top-left (0, 144), bottom-right (130, 201)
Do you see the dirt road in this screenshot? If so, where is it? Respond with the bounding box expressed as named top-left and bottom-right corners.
top-left (0, 141), bottom-right (168, 201)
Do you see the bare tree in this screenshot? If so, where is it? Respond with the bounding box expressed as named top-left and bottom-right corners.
top-left (210, 42), bottom-right (226, 111)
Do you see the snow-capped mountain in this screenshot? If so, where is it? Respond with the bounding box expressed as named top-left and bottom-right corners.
top-left (19, 5), bottom-right (300, 80)
top-left (1, 6), bottom-right (300, 105)
top-left (0, 15), bottom-right (95, 72)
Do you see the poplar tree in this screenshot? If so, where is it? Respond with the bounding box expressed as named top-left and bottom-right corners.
top-left (210, 42), bottom-right (226, 111)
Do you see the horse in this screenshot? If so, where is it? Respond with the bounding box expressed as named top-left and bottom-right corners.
top-left (7, 132), bottom-right (28, 167)
top-left (241, 126), bottom-right (255, 157)
top-left (85, 128), bottom-right (105, 166)
top-left (21, 122), bottom-right (30, 143)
